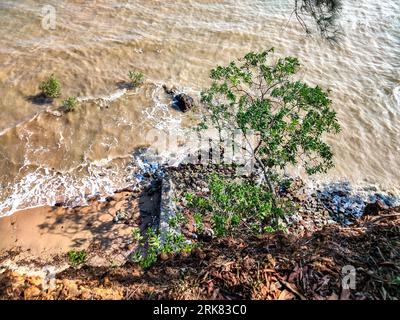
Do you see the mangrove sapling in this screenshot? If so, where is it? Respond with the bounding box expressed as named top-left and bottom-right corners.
top-left (128, 70), bottom-right (145, 88)
top-left (62, 96), bottom-right (78, 112)
top-left (39, 74), bottom-right (61, 99)
top-left (198, 49), bottom-right (341, 228)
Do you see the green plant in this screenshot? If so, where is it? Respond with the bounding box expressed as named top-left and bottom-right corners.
top-left (187, 174), bottom-right (282, 236)
top-left (199, 49), bottom-right (340, 226)
top-left (168, 213), bottom-right (188, 229)
top-left (39, 74), bottom-right (61, 98)
top-left (131, 227), bottom-right (193, 269)
top-left (185, 192), bottom-right (211, 214)
top-left (193, 213), bottom-right (204, 232)
top-left (128, 70), bottom-right (144, 88)
top-left (67, 250), bottom-right (87, 266)
top-left (391, 276), bottom-right (400, 286)
top-left (62, 96), bottom-right (78, 112)
top-left (162, 231), bottom-right (193, 254)
top-left (132, 227), bottom-right (143, 242)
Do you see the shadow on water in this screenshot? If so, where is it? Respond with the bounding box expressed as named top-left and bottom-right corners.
top-left (115, 81), bottom-right (134, 90)
top-left (293, 0), bottom-right (343, 42)
top-left (26, 93), bottom-right (54, 105)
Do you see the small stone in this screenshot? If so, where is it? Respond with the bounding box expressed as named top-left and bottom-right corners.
top-left (62, 279), bottom-right (80, 297)
top-left (24, 286), bottom-right (41, 299)
top-left (163, 84), bottom-right (177, 96)
top-left (105, 196), bottom-right (115, 202)
top-left (160, 253), bottom-right (169, 261)
top-left (103, 277), bottom-right (111, 287)
top-left (364, 200), bottom-right (387, 216)
top-left (28, 276), bottom-right (43, 288)
top-left (80, 287), bottom-right (92, 300)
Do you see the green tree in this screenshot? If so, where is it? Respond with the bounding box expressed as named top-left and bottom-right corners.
top-left (199, 48), bottom-right (340, 225)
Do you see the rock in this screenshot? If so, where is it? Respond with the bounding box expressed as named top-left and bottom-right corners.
top-left (363, 200), bottom-right (387, 216)
top-left (103, 277), bottom-right (111, 287)
top-left (105, 196), bottom-right (115, 202)
top-left (160, 253), bottom-right (169, 261)
top-left (173, 93), bottom-right (194, 112)
top-left (24, 286), bottom-right (41, 299)
top-left (28, 276), bottom-right (43, 288)
top-left (92, 287), bottom-right (123, 300)
top-left (162, 84), bottom-right (178, 96)
top-left (62, 279), bottom-right (80, 297)
top-left (80, 287), bottom-right (92, 300)
top-left (333, 190), bottom-right (347, 197)
top-left (198, 228), bottom-right (214, 242)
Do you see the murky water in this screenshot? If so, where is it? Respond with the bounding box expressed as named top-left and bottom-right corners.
top-left (0, 0), bottom-right (399, 216)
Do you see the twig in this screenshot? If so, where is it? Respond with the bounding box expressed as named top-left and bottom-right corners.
top-left (366, 214), bottom-right (400, 224)
top-left (276, 277), bottom-right (307, 300)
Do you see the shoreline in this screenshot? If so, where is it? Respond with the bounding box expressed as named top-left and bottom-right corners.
top-left (1, 163), bottom-right (399, 300)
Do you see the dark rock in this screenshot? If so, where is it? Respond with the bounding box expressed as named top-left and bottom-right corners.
top-left (333, 190), bottom-right (347, 197)
top-left (105, 196), bottom-right (115, 202)
top-left (198, 228), bottom-right (214, 242)
top-left (363, 200), bottom-right (387, 216)
top-left (173, 93), bottom-right (194, 112)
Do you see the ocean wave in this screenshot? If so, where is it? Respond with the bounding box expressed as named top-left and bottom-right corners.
top-left (0, 157), bottom-right (136, 217)
top-left (0, 82), bottom-right (189, 217)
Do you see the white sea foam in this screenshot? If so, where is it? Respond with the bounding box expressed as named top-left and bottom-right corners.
top-left (0, 159), bottom-right (136, 217)
top-left (394, 86), bottom-right (400, 106)
top-left (79, 88), bottom-right (128, 107)
top-left (0, 82), bottom-right (188, 217)
top-left (142, 83), bottom-right (184, 132)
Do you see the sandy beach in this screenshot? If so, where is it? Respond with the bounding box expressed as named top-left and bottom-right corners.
top-left (0, 191), bottom-right (140, 275)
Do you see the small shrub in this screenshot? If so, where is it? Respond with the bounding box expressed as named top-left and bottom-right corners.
top-left (128, 70), bottom-right (144, 88)
top-left (39, 75), bottom-right (61, 98)
top-left (186, 174), bottom-right (287, 236)
top-left (131, 227), bottom-right (193, 269)
top-left (193, 213), bottom-right (204, 232)
top-left (168, 213), bottom-right (188, 229)
top-left (67, 250), bottom-right (87, 266)
top-left (62, 96), bottom-right (78, 112)
top-left (132, 227), bottom-right (143, 242)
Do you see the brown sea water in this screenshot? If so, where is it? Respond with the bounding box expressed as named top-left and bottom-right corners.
top-left (0, 0), bottom-right (399, 216)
